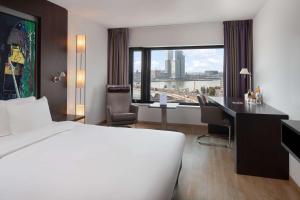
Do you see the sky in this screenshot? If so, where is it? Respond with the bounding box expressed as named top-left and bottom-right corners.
top-left (134, 48), bottom-right (224, 73)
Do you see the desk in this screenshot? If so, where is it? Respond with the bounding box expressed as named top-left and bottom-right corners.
top-left (209, 97), bottom-right (289, 179)
top-left (149, 103), bottom-right (179, 129)
top-left (281, 120), bottom-right (300, 163)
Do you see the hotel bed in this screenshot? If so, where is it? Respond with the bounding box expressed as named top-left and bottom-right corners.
top-left (0, 98), bottom-right (185, 200)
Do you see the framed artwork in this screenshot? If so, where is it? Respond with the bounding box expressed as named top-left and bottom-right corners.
top-left (0, 11), bottom-right (37, 100)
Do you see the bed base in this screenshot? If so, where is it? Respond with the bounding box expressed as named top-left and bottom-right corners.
top-left (172, 160), bottom-right (182, 200)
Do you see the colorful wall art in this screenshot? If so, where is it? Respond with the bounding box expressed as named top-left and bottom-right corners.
top-left (0, 12), bottom-right (37, 100)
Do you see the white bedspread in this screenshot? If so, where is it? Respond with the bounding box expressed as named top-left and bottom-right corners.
top-left (0, 122), bottom-right (185, 200)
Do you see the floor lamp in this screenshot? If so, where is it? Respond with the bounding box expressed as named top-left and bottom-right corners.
top-left (75, 35), bottom-right (86, 120)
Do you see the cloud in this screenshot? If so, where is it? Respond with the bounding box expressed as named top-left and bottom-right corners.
top-left (134, 60), bottom-right (141, 66)
top-left (192, 60), bottom-right (209, 68)
top-left (151, 60), bottom-right (164, 70)
top-left (184, 49), bottom-right (224, 73)
top-left (134, 60), bottom-right (141, 71)
top-left (208, 58), bottom-right (221, 64)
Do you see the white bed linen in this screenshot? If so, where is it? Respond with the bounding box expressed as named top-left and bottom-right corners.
top-left (0, 122), bottom-right (185, 200)
top-left (0, 122), bottom-right (75, 159)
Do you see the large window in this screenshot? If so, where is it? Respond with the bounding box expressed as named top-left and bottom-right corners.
top-left (130, 46), bottom-right (224, 104)
top-left (132, 51), bottom-right (142, 100)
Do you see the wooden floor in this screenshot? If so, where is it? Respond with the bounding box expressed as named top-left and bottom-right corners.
top-left (135, 122), bottom-right (300, 200)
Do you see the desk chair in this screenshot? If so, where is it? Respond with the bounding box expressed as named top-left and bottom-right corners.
top-left (197, 95), bottom-right (232, 148)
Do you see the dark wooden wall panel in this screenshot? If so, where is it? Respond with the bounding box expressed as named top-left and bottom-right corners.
top-left (0, 0), bottom-right (68, 115)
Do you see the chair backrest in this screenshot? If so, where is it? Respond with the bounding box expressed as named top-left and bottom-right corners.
top-left (107, 85), bottom-right (131, 113)
top-left (197, 94), bottom-right (208, 107)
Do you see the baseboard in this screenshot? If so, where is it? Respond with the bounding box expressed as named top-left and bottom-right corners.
top-left (100, 119), bottom-right (207, 130)
top-left (138, 120), bottom-right (207, 129)
top-left (290, 176), bottom-right (300, 193)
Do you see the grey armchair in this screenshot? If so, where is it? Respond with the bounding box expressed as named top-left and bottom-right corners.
top-left (106, 85), bottom-right (139, 126)
top-left (197, 94), bottom-right (232, 148)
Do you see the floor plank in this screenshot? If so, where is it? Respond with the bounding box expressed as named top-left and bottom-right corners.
top-left (135, 122), bottom-right (300, 200)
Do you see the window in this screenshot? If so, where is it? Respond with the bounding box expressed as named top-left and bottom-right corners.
top-left (132, 51), bottom-right (142, 100)
top-left (130, 46), bottom-right (224, 104)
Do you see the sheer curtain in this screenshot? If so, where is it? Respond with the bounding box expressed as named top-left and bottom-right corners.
top-left (223, 20), bottom-right (253, 98)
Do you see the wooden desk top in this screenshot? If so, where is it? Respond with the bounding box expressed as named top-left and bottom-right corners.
top-left (208, 97), bottom-right (287, 117)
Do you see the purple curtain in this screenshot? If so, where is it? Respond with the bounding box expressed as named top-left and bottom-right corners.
top-left (107, 28), bottom-right (129, 85)
top-left (223, 20), bottom-right (253, 98)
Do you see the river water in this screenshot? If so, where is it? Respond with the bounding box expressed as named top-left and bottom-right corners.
top-left (151, 80), bottom-right (222, 91)
top-left (133, 80), bottom-right (223, 100)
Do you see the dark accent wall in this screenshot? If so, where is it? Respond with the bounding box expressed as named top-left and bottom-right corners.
top-left (0, 0), bottom-right (68, 115)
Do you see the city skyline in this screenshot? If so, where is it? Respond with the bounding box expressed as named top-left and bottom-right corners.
top-left (134, 48), bottom-right (224, 74)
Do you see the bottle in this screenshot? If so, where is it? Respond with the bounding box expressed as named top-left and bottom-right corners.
top-left (255, 85), bottom-right (263, 104)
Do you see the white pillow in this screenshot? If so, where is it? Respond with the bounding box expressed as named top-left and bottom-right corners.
top-left (7, 97), bottom-right (52, 134)
top-left (7, 96), bottom-right (36, 104)
top-left (0, 97), bottom-right (36, 137)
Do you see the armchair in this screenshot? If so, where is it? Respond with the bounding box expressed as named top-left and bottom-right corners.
top-left (106, 85), bottom-right (139, 126)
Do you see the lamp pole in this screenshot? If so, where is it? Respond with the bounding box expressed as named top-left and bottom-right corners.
top-left (249, 73), bottom-right (252, 92)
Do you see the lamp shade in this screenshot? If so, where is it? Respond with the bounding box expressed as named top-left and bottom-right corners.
top-left (240, 68), bottom-right (250, 75)
top-left (76, 69), bottom-right (85, 88)
top-left (76, 35), bottom-right (86, 53)
top-left (76, 104), bottom-right (85, 115)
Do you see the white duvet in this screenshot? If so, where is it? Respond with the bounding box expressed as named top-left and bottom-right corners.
top-left (0, 122), bottom-right (185, 200)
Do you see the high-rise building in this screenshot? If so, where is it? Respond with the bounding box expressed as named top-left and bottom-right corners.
top-left (168, 50), bottom-right (173, 60)
top-left (175, 50), bottom-right (185, 79)
top-left (165, 50), bottom-right (175, 78)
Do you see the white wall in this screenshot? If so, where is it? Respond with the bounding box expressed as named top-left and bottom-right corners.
top-left (129, 22), bottom-right (223, 47)
top-left (68, 13), bottom-right (107, 124)
top-left (130, 22), bottom-right (223, 125)
top-left (138, 105), bottom-right (201, 125)
top-left (254, 0), bottom-right (300, 186)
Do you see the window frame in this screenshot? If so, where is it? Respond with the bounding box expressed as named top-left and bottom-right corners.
top-left (129, 45), bottom-right (224, 105)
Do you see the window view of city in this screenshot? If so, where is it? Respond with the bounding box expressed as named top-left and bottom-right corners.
top-left (133, 51), bottom-right (142, 100)
top-left (133, 48), bottom-right (224, 104)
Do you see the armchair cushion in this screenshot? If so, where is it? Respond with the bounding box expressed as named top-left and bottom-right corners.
top-left (111, 112), bottom-right (137, 122)
top-left (130, 105), bottom-right (139, 114)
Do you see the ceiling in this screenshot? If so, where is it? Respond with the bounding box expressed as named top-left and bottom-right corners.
top-left (49, 0), bottom-right (267, 28)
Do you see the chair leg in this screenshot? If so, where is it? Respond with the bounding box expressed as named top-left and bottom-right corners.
top-left (197, 134), bottom-right (228, 148)
top-left (197, 126), bottom-right (232, 148)
top-left (228, 126), bottom-right (231, 148)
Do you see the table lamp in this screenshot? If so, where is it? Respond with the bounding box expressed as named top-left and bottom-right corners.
top-left (240, 68), bottom-right (252, 91)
